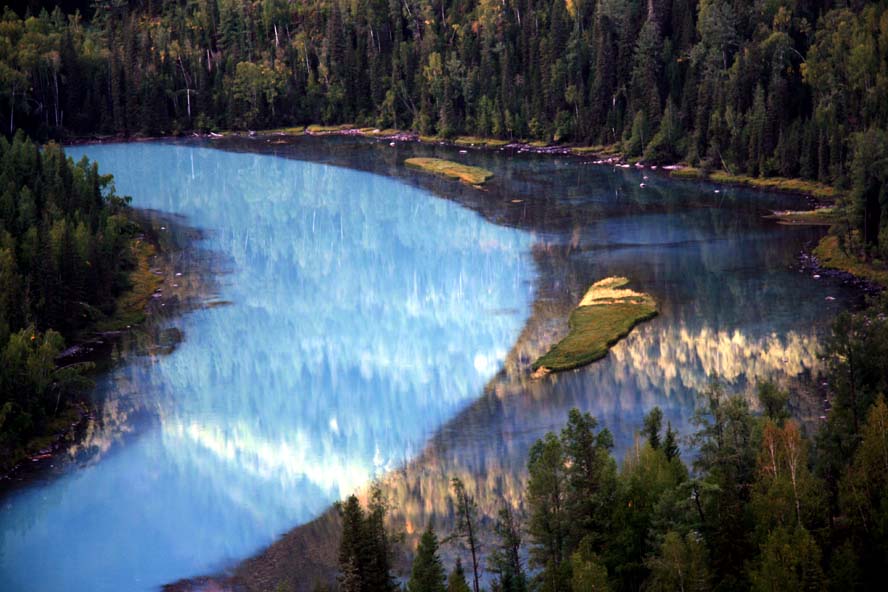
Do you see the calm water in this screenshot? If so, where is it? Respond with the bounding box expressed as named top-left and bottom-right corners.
top-left (0, 137), bottom-right (856, 591)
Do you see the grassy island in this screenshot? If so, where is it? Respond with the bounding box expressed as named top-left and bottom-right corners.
top-left (405, 157), bottom-right (494, 186)
top-left (533, 277), bottom-right (658, 376)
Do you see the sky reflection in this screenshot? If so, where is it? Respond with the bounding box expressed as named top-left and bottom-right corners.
top-left (0, 137), bottom-right (859, 591)
top-left (0, 144), bottom-right (534, 592)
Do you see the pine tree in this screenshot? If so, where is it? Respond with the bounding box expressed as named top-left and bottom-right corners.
top-left (450, 478), bottom-right (481, 592)
top-left (561, 408), bottom-right (616, 553)
top-left (663, 422), bottom-right (680, 462)
top-left (336, 489), bottom-right (396, 592)
top-left (526, 432), bottom-right (570, 592)
top-left (446, 558), bottom-right (471, 592)
top-left (643, 407), bottom-right (664, 449)
top-left (338, 495), bottom-right (367, 589)
top-left (488, 504), bottom-right (526, 592)
top-left (408, 523), bottom-right (446, 592)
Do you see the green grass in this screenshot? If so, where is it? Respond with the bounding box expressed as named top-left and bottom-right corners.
top-left (453, 136), bottom-right (510, 148)
top-left (766, 207), bottom-right (840, 226)
top-left (262, 126), bottom-right (305, 135)
top-left (670, 167), bottom-right (838, 200)
top-left (405, 157), bottom-right (494, 185)
top-left (569, 144), bottom-right (623, 157)
top-left (813, 235), bottom-right (888, 287)
top-left (533, 277), bottom-right (658, 374)
top-left (357, 127), bottom-right (404, 137)
top-left (668, 167), bottom-right (703, 179)
top-left (306, 123), bottom-right (355, 133)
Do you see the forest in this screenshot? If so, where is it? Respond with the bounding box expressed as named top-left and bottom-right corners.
top-left (1, 0), bottom-right (888, 590)
top-left (337, 295), bottom-right (888, 592)
top-left (2, 0), bottom-right (887, 257)
top-left (0, 132), bottom-right (137, 468)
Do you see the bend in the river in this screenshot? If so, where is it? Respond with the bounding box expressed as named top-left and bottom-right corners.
top-left (0, 136), bottom-right (859, 592)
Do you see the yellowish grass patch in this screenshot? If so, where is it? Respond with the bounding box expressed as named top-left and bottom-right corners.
top-left (404, 157), bottom-right (494, 186)
top-left (813, 235), bottom-right (888, 287)
top-left (533, 277), bottom-right (657, 374)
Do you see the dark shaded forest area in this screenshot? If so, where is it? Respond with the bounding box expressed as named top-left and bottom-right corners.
top-left (3, 0), bottom-right (887, 256)
top-left (0, 133), bottom-right (136, 468)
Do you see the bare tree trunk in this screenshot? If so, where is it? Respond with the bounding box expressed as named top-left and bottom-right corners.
top-left (451, 478), bottom-right (482, 592)
top-left (466, 511), bottom-right (480, 592)
top-left (54, 71), bottom-right (60, 127)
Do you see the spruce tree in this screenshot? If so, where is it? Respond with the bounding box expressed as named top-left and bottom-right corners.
top-left (338, 495), bottom-right (367, 589)
top-left (488, 504), bottom-right (526, 592)
top-left (663, 422), bottom-right (680, 462)
top-left (408, 523), bottom-right (446, 592)
top-left (643, 407), bottom-right (664, 450)
top-left (446, 558), bottom-right (472, 592)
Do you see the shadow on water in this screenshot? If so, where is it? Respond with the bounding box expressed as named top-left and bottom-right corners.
top-left (164, 135), bottom-right (857, 591)
top-left (0, 136), bottom-right (862, 592)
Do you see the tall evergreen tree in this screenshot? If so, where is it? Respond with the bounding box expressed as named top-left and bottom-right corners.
top-left (408, 523), bottom-right (446, 592)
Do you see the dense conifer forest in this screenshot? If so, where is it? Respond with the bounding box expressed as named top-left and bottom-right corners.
top-left (2, 0), bottom-right (887, 256)
top-left (0, 132), bottom-right (136, 467)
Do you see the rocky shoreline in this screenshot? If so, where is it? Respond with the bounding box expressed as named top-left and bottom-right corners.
top-left (797, 249), bottom-right (884, 299)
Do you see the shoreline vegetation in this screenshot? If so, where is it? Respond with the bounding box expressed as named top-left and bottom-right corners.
top-left (813, 236), bottom-right (888, 288)
top-left (76, 124), bottom-right (845, 202)
top-left (404, 157), bottom-right (493, 186)
top-left (231, 125), bottom-right (844, 201)
top-left (94, 238), bottom-right (164, 332)
top-left (532, 277), bottom-right (658, 377)
top-left (0, 134), bottom-right (172, 477)
top-left (1, 234), bottom-right (164, 477)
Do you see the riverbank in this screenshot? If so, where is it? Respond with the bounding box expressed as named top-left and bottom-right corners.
top-left (0, 220), bottom-right (156, 477)
top-left (811, 236), bottom-right (888, 288)
top-left (669, 167), bottom-right (839, 202)
top-left (0, 211), bottom-right (205, 480)
top-left (66, 125), bottom-right (845, 207)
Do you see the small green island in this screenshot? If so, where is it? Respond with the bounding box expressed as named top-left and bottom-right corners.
top-left (405, 157), bottom-right (493, 186)
top-left (533, 277), bottom-right (658, 376)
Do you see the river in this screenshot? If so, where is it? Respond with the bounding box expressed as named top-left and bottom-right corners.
top-left (0, 136), bottom-right (856, 591)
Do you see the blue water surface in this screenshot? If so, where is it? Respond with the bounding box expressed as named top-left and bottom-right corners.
top-left (0, 143), bottom-right (535, 591)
